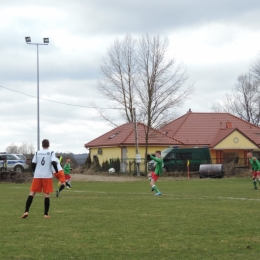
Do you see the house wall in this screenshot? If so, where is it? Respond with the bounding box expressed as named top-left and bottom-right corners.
top-left (214, 131), bottom-right (259, 150)
top-left (126, 146), bottom-right (170, 159)
top-left (90, 147), bottom-right (121, 163)
top-left (210, 149), bottom-right (217, 164)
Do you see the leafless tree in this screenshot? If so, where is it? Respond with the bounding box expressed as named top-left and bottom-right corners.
top-left (97, 34), bottom-right (193, 172)
top-left (136, 35), bottom-right (193, 171)
top-left (211, 74), bottom-right (260, 125)
top-left (251, 52), bottom-right (260, 82)
top-left (18, 143), bottom-right (35, 154)
top-left (6, 143), bottom-right (19, 153)
top-left (6, 143), bottom-right (35, 154)
top-left (98, 34), bottom-right (138, 124)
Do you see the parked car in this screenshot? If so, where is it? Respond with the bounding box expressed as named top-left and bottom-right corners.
top-left (148, 147), bottom-right (211, 172)
top-left (163, 147), bottom-right (211, 172)
top-left (0, 153), bottom-right (29, 173)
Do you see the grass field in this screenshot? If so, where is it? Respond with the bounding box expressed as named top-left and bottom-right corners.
top-left (1, 177), bottom-right (260, 260)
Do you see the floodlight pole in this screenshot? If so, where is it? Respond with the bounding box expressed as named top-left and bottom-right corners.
top-left (25, 37), bottom-right (49, 151)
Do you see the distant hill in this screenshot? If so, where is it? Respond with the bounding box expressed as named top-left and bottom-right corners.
top-left (72, 153), bottom-right (88, 166)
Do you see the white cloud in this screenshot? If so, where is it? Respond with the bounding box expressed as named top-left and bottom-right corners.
top-left (1, 0), bottom-right (260, 153)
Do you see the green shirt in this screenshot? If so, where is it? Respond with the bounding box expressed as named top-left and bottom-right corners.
top-left (150, 155), bottom-right (163, 176)
top-left (249, 157), bottom-right (260, 171)
top-left (64, 163), bottom-right (71, 174)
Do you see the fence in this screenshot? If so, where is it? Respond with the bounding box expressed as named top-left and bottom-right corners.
top-left (106, 157), bottom-right (250, 174)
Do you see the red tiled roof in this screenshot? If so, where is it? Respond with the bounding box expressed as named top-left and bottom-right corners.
top-left (84, 122), bottom-right (183, 148)
top-left (160, 112), bottom-right (260, 146)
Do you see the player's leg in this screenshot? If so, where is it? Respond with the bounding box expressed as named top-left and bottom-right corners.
top-left (151, 172), bottom-right (161, 195)
top-left (65, 175), bottom-right (71, 189)
top-left (257, 172), bottom-right (260, 187)
top-left (53, 172), bottom-right (61, 187)
top-left (149, 172), bottom-right (155, 191)
top-left (43, 179), bottom-right (53, 218)
top-left (22, 179), bottom-right (39, 218)
top-left (252, 172), bottom-right (258, 189)
top-left (56, 171), bottom-right (65, 197)
top-left (43, 193), bottom-right (51, 218)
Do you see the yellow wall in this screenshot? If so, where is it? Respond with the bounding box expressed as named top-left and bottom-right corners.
top-left (90, 147), bottom-right (121, 163)
top-left (90, 145), bottom-right (171, 164)
top-left (126, 146), bottom-right (170, 159)
top-left (214, 130), bottom-right (259, 149)
top-left (210, 150), bottom-right (216, 163)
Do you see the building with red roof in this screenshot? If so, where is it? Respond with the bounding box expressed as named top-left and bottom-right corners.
top-left (85, 111), bottom-right (260, 170)
top-left (160, 111), bottom-right (260, 164)
top-left (84, 122), bottom-right (182, 171)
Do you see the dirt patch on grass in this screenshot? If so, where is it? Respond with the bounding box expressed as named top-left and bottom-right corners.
top-left (71, 173), bottom-right (144, 182)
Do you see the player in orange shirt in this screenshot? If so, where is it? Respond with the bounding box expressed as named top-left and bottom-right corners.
top-left (52, 157), bottom-right (66, 197)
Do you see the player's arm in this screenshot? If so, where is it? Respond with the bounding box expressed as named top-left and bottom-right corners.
top-left (32, 152), bottom-right (37, 172)
top-left (52, 161), bottom-right (58, 173)
top-left (149, 154), bottom-right (162, 163)
top-left (51, 152), bottom-right (58, 173)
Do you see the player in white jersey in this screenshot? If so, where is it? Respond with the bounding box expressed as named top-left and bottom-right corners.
top-left (52, 157), bottom-right (66, 197)
top-left (22, 139), bottom-right (58, 219)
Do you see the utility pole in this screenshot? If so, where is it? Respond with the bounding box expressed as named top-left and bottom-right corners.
top-left (133, 108), bottom-right (140, 176)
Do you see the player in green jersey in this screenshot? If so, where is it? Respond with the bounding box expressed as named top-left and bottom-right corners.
top-left (147, 151), bottom-right (163, 196)
top-left (247, 152), bottom-right (260, 189)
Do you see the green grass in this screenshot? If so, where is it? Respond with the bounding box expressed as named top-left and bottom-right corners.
top-left (1, 177), bottom-right (260, 259)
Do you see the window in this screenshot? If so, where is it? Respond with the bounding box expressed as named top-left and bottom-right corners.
top-left (223, 152), bottom-right (239, 163)
top-left (165, 152), bottom-right (176, 160)
top-left (6, 155), bottom-right (16, 160)
top-left (17, 155), bottom-right (26, 159)
top-left (176, 152), bottom-right (192, 160)
top-left (109, 132), bottom-right (120, 139)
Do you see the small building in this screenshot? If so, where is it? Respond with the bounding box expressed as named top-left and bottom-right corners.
top-left (84, 122), bottom-right (182, 172)
top-left (84, 111), bottom-right (260, 171)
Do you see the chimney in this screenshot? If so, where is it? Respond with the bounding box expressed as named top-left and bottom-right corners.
top-left (226, 122), bottom-right (232, 128)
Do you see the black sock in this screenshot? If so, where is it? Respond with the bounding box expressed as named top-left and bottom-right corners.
top-left (44, 197), bottom-right (50, 215)
top-left (66, 182), bottom-right (71, 188)
top-left (59, 184), bottom-right (65, 192)
top-left (25, 195), bottom-right (34, 212)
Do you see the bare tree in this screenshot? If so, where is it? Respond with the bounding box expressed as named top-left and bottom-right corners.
top-left (98, 34), bottom-right (138, 123)
top-left (97, 34), bottom-right (193, 172)
top-left (6, 143), bottom-right (35, 154)
top-left (6, 143), bottom-right (19, 153)
top-left (211, 74), bottom-right (260, 125)
top-left (251, 52), bottom-right (260, 82)
top-left (136, 35), bottom-right (193, 171)
top-left (18, 143), bottom-right (35, 154)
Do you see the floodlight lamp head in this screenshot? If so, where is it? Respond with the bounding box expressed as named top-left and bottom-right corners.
top-left (43, 38), bottom-right (49, 44)
top-left (25, 36), bottom-right (31, 43)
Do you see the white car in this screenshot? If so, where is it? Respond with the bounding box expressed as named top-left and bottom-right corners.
top-left (0, 153), bottom-right (29, 173)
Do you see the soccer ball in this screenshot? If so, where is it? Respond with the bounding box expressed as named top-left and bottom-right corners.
top-left (108, 168), bottom-right (115, 173)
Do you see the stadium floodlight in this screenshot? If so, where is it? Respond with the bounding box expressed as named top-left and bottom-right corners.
top-left (25, 37), bottom-right (31, 43)
top-left (25, 37), bottom-right (49, 150)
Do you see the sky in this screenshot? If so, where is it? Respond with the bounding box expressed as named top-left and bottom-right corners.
top-left (1, 0), bottom-right (260, 154)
